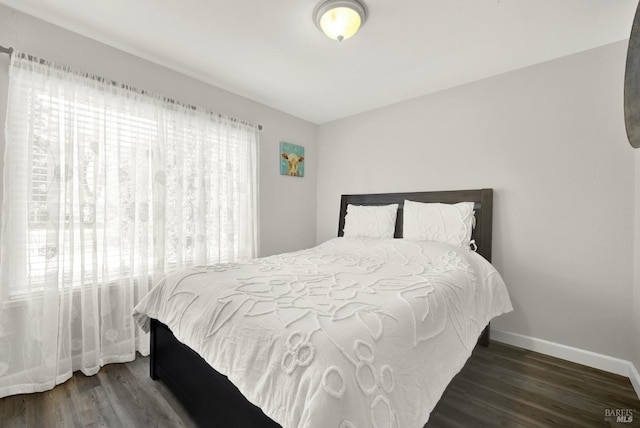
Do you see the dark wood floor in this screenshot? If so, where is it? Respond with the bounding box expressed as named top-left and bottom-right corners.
top-left (1, 341), bottom-right (639, 427)
top-left (428, 342), bottom-right (640, 428)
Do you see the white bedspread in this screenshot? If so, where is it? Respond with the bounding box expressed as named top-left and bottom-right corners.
top-left (133, 238), bottom-right (512, 428)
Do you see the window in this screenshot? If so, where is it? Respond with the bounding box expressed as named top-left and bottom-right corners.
top-left (0, 52), bottom-right (259, 394)
top-left (2, 54), bottom-right (259, 300)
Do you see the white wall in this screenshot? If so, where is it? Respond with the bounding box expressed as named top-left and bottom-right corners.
top-left (0, 5), bottom-right (317, 257)
top-left (317, 41), bottom-right (636, 361)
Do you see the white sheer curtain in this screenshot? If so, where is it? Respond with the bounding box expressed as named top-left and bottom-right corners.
top-left (0, 53), bottom-right (259, 397)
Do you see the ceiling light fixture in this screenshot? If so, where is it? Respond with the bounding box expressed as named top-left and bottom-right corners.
top-left (314, 0), bottom-right (368, 42)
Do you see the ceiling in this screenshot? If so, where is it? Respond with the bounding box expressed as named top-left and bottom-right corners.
top-left (1, 0), bottom-right (638, 124)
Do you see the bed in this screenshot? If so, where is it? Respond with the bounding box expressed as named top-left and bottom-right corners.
top-left (133, 188), bottom-right (512, 427)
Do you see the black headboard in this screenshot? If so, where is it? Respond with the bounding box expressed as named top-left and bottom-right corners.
top-left (338, 188), bottom-right (494, 262)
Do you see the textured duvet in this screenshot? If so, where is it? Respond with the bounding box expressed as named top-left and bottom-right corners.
top-left (133, 237), bottom-right (512, 428)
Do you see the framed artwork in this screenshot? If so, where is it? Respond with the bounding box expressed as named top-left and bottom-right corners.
top-left (280, 142), bottom-right (305, 177)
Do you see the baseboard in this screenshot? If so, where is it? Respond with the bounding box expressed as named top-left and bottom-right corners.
top-left (492, 329), bottom-right (640, 399)
top-left (630, 362), bottom-right (640, 399)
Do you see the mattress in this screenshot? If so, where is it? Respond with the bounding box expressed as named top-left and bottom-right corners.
top-left (134, 237), bottom-right (513, 428)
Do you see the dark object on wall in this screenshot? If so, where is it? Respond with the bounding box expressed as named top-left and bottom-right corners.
top-left (625, 3), bottom-right (640, 148)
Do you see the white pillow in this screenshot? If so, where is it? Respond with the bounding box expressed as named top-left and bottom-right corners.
top-left (343, 204), bottom-right (399, 239)
top-left (403, 200), bottom-right (475, 249)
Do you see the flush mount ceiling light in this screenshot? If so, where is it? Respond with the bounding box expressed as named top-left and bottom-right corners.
top-left (314, 0), bottom-right (368, 42)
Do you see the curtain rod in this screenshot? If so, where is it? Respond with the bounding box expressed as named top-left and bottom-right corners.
top-left (0, 45), bottom-right (13, 56)
top-left (0, 44), bottom-right (263, 131)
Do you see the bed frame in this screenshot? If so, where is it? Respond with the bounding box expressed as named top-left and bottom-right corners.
top-left (149, 188), bottom-right (494, 427)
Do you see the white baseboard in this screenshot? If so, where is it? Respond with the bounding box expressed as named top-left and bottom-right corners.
top-left (630, 363), bottom-right (640, 399)
top-left (492, 328), bottom-right (640, 399)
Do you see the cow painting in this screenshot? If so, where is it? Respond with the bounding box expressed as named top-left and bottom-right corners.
top-left (281, 152), bottom-right (304, 176)
top-left (279, 142), bottom-right (305, 177)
